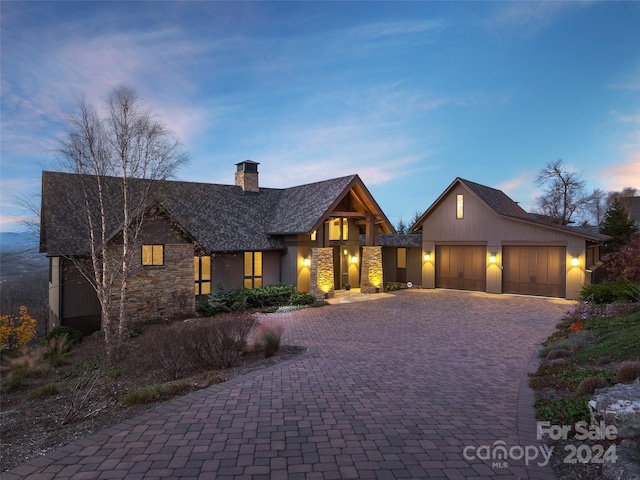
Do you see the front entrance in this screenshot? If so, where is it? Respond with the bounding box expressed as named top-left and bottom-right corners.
top-left (333, 245), bottom-right (360, 289)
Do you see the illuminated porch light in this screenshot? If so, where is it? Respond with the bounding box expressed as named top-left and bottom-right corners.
top-left (303, 257), bottom-right (311, 267)
top-left (423, 252), bottom-right (431, 262)
top-left (571, 256), bottom-right (579, 267)
top-left (351, 255), bottom-right (358, 264)
top-left (489, 253), bottom-right (497, 264)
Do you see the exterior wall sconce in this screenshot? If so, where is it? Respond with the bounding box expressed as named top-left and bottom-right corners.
top-left (303, 257), bottom-right (311, 267)
top-left (351, 255), bottom-right (358, 264)
top-left (571, 256), bottom-right (579, 267)
top-left (343, 248), bottom-right (349, 256)
top-left (423, 252), bottom-right (431, 262)
top-left (489, 253), bottom-right (497, 264)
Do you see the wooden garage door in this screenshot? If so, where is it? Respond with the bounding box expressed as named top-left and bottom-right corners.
top-left (503, 246), bottom-right (566, 298)
top-left (435, 245), bottom-right (486, 291)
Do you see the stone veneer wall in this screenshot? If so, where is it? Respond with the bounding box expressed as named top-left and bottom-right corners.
top-left (235, 171), bottom-right (259, 192)
top-left (114, 243), bottom-right (195, 324)
top-left (360, 246), bottom-right (383, 294)
top-left (310, 247), bottom-right (335, 300)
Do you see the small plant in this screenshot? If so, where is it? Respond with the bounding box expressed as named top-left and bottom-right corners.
top-left (0, 348), bottom-right (44, 393)
top-left (29, 383), bottom-right (59, 399)
top-left (124, 326), bottom-right (143, 338)
top-left (254, 322), bottom-right (285, 358)
top-left (121, 381), bottom-right (191, 406)
top-left (90, 330), bottom-right (105, 339)
top-left (104, 365), bottom-right (125, 379)
top-left (44, 326), bottom-right (83, 346)
top-left (539, 330), bottom-right (597, 358)
top-left (534, 397), bottom-right (591, 425)
top-left (42, 335), bottom-right (74, 367)
top-left (0, 306), bottom-right (38, 353)
top-left (616, 360), bottom-right (640, 383)
top-left (576, 377), bottom-right (609, 396)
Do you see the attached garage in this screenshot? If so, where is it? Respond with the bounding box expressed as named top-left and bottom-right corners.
top-left (435, 245), bottom-right (486, 292)
top-left (413, 177), bottom-right (610, 300)
top-left (502, 246), bottom-right (566, 298)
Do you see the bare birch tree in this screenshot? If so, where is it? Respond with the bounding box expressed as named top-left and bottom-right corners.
top-left (56, 86), bottom-right (188, 361)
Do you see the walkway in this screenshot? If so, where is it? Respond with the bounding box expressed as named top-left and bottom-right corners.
top-left (6, 289), bottom-right (570, 479)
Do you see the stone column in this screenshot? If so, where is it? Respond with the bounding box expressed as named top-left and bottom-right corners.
top-left (360, 246), bottom-right (383, 294)
top-left (310, 247), bottom-right (335, 300)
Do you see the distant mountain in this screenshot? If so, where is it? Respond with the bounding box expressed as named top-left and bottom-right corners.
top-left (0, 231), bottom-right (47, 278)
top-left (0, 231), bottom-right (39, 253)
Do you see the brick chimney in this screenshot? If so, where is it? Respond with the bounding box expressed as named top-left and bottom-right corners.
top-left (235, 160), bottom-right (260, 192)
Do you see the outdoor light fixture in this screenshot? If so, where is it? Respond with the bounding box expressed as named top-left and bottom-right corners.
top-left (489, 253), bottom-right (497, 264)
top-left (303, 257), bottom-right (311, 267)
top-left (351, 255), bottom-right (358, 264)
top-left (571, 256), bottom-right (579, 267)
top-left (423, 252), bottom-right (431, 262)
top-left (343, 248), bottom-right (349, 256)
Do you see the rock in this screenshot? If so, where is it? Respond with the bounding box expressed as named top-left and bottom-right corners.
top-left (589, 383), bottom-right (640, 439)
top-left (602, 440), bottom-right (640, 480)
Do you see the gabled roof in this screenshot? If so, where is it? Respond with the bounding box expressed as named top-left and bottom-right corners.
top-left (40, 171), bottom-right (393, 255)
top-left (411, 177), bottom-right (610, 243)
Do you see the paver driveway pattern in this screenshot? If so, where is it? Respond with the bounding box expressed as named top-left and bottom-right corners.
top-left (6, 290), bottom-right (571, 480)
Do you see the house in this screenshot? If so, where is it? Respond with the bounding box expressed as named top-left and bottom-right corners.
top-left (408, 178), bottom-right (609, 300)
top-left (40, 161), bottom-right (394, 334)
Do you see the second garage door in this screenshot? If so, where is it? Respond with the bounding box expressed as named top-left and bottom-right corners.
top-left (435, 245), bottom-right (486, 292)
top-left (502, 246), bottom-right (566, 298)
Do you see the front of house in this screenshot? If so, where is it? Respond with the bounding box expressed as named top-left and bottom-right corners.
top-left (40, 162), bottom-right (394, 334)
top-left (41, 168), bottom-right (609, 335)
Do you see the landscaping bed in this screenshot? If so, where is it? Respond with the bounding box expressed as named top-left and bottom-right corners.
top-left (529, 283), bottom-right (640, 480)
top-left (0, 312), bottom-right (304, 473)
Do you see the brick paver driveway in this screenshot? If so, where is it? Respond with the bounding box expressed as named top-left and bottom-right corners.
top-left (6, 290), bottom-right (571, 480)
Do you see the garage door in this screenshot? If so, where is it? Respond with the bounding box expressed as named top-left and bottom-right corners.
top-left (503, 246), bottom-right (566, 298)
top-left (435, 245), bottom-right (486, 292)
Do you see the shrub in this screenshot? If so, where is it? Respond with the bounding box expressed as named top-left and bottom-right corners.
top-left (545, 349), bottom-right (574, 361)
top-left (29, 383), bottom-right (59, 399)
top-left (616, 361), bottom-right (640, 383)
top-left (539, 330), bottom-right (598, 358)
top-left (142, 324), bottom-right (193, 380)
top-left (579, 281), bottom-right (640, 304)
top-left (534, 397), bottom-right (591, 425)
top-left (0, 306), bottom-right (38, 353)
top-left (197, 284), bottom-right (313, 316)
top-left (124, 326), bottom-right (143, 338)
top-left (254, 322), bottom-right (285, 358)
top-left (576, 377), bottom-right (610, 396)
top-left (289, 291), bottom-right (314, 306)
top-left (190, 314), bottom-right (258, 368)
top-left (44, 326), bottom-right (83, 346)
top-left (121, 381), bottom-right (191, 406)
top-left (42, 335), bottom-right (74, 367)
top-left (0, 348), bottom-right (44, 393)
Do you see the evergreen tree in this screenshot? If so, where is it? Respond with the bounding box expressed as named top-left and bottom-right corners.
top-left (599, 199), bottom-right (638, 254)
top-left (396, 218), bottom-right (407, 235)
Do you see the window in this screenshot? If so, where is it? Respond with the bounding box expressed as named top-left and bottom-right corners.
top-left (397, 248), bottom-right (407, 269)
top-left (456, 194), bottom-right (464, 219)
top-left (142, 245), bottom-right (164, 265)
top-left (329, 218), bottom-right (349, 241)
top-left (244, 252), bottom-right (263, 289)
top-left (310, 230), bottom-right (317, 241)
top-left (194, 256), bottom-right (211, 295)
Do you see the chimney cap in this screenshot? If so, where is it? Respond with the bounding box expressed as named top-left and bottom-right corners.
top-left (236, 160), bottom-right (260, 173)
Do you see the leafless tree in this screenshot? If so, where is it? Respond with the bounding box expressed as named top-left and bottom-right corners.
top-left (56, 86), bottom-right (188, 362)
top-left (587, 188), bottom-right (607, 226)
top-left (535, 160), bottom-right (592, 225)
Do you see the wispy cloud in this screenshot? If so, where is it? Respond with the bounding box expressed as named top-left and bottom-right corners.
top-left (482, 2), bottom-right (580, 36)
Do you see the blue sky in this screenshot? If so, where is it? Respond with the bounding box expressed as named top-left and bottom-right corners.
top-left (1, 1), bottom-right (639, 232)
